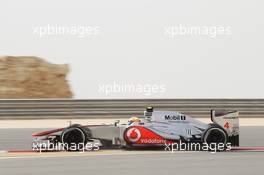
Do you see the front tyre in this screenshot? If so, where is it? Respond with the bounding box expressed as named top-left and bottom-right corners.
top-left (61, 125), bottom-right (88, 151)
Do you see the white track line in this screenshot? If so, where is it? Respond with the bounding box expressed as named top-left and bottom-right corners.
top-left (0, 150), bottom-right (200, 159)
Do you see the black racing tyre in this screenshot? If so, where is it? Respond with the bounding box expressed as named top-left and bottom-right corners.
top-left (202, 125), bottom-right (228, 151)
top-left (61, 124), bottom-right (89, 151)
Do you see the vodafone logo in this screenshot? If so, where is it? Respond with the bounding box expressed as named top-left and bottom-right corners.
top-left (126, 127), bottom-right (141, 143)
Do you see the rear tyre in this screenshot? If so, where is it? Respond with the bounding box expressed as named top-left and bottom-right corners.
top-left (202, 125), bottom-right (227, 151)
top-left (61, 124), bottom-right (89, 151)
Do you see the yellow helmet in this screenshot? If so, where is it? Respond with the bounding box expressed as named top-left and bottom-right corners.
top-left (128, 117), bottom-right (141, 125)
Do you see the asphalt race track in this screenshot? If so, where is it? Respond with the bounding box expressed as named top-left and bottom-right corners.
top-left (0, 127), bottom-right (264, 175)
top-left (1, 152), bottom-right (264, 175)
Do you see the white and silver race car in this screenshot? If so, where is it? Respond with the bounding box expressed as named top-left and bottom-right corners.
top-left (32, 107), bottom-right (239, 151)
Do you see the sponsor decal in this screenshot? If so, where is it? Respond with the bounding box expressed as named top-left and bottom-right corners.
top-left (140, 139), bottom-right (166, 144)
top-left (164, 115), bottom-right (186, 120)
top-left (126, 127), bottom-right (141, 143)
top-left (125, 126), bottom-right (173, 145)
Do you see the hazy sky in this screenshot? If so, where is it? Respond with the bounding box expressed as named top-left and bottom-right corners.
top-left (1, 0), bottom-right (263, 98)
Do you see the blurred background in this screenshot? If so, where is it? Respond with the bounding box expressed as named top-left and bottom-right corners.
top-left (0, 0), bottom-right (263, 98)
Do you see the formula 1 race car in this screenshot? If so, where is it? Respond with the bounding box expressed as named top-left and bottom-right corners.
top-left (32, 107), bottom-right (239, 151)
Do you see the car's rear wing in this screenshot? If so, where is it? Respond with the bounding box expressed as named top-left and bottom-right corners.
top-left (211, 110), bottom-right (239, 146)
